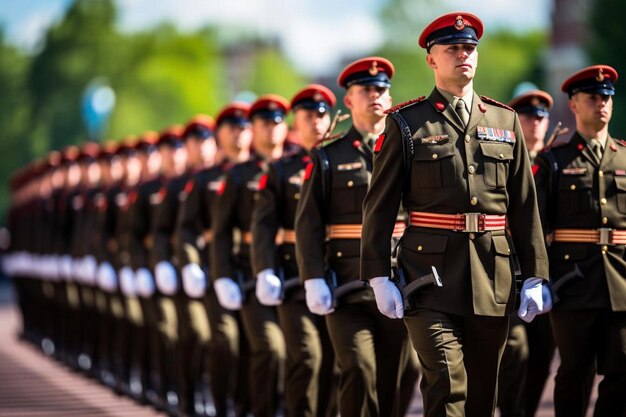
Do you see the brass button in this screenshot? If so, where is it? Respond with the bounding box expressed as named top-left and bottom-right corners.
top-left (347, 180), bottom-right (354, 187)
top-left (507, 248), bottom-right (511, 254)
top-left (470, 196), bottom-right (478, 206)
top-left (432, 154), bottom-right (438, 159)
top-left (294, 192), bottom-right (301, 200)
top-left (599, 170), bottom-right (604, 177)
top-left (602, 245), bottom-right (608, 252)
top-left (469, 233), bottom-right (476, 240)
top-left (465, 135), bottom-right (471, 143)
top-left (601, 197), bottom-right (607, 205)
top-left (336, 251), bottom-right (342, 258)
top-left (417, 245), bottom-right (423, 251)
top-left (468, 165), bottom-right (475, 174)
top-left (602, 250), bottom-right (607, 255)
top-left (284, 254), bottom-right (291, 260)
top-left (499, 153), bottom-right (504, 159)
top-left (564, 254), bottom-right (570, 260)
top-left (570, 184), bottom-right (576, 190)
top-left (602, 216), bottom-right (608, 225)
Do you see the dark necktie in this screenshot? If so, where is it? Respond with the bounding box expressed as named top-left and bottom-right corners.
top-left (456, 98), bottom-right (469, 127)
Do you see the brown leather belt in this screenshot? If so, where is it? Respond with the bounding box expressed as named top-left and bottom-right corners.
top-left (409, 211), bottom-right (507, 232)
top-left (553, 228), bottom-right (626, 245)
top-left (327, 222), bottom-right (405, 240)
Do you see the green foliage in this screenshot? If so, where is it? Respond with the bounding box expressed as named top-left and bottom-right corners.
top-left (588, 0), bottom-right (626, 137)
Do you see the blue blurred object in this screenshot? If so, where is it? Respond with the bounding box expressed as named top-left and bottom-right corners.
top-left (81, 77), bottom-right (116, 141)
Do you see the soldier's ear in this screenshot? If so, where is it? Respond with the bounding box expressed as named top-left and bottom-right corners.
top-left (426, 53), bottom-right (437, 70)
top-left (343, 93), bottom-right (353, 110)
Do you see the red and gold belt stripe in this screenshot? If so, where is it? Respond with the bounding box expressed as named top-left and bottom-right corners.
top-left (553, 228), bottom-right (626, 245)
top-left (327, 222), bottom-right (405, 240)
top-left (409, 211), bottom-right (507, 232)
top-left (241, 230), bottom-right (286, 245)
top-left (282, 229), bottom-right (296, 244)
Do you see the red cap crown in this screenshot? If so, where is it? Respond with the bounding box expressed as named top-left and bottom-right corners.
top-left (337, 57), bottom-right (395, 89)
top-left (419, 12), bottom-right (483, 50)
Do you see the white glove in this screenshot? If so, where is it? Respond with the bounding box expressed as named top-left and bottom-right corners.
top-left (541, 284), bottom-right (553, 314)
top-left (82, 255), bottom-right (98, 285)
top-left (370, 276), bottom-right (404, 319)
top-left (135, 267), bottom-right (156, 298)
top-left (119, 266), bottom-right (136, 296)
top-left (518, 277), bottom-right (545, 323)
top-left (214, 277), bottom-right (243, 310)
top-left (155, 261), bottom-right (179, 295)
top-left (73, 257), bottom-right (84, 282)
top-left (256, 268), bottom-right (282, 306)
top-left (96, 262), bottom-right (118, 293)
top-left (181, 263), bottom-right (207, 298)
top-left (304, 278), bottom-right (334, 315)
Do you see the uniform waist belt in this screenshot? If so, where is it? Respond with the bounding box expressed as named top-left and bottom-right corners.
top-left (553, 228), bottom-right (626, 245)
top-left (282, 229), bottom-right (296, 244)
top-left (241, 231), bottom-right (286, 245)
top-left (409, 211), bottom-right (507, 233)
top-left (327, 222), bottom-right (405, 240)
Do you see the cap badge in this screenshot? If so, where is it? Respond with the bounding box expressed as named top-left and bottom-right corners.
top-left (268, 102), bottom-right (278, 111)
top-left (596, 69), bottom-right (605, 82)
top-left (531, 97), bottom-right (540, 107)
top-left (454, 16), bottom-right (466, 31)
top-left (369, 61), bottom-right (379, 76)
top-left (313, 92), bottom-right (324, 102)
top-left (234, 109), bottom-right (244, 117)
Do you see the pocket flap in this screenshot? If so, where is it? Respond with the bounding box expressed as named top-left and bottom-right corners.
top-left (479, 142), bottom-right (514, 160)
top-left (615, 176), bottom-right (626, 191)
top-left (402, 231), bottom-right (448, 254)
top-left (492, 234), bottom-right (511, 256)
top-left (558, 174), bottom-right (592, 190)
top-left (549, 243), bottom-right (588, 261)
top-left (413, 142), bottom-right (456, 162)
top-left (332, 171), bottom-right (368, 188)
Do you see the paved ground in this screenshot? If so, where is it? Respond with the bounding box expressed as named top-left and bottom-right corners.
top-left (0, 298), bottom-right (599, 417)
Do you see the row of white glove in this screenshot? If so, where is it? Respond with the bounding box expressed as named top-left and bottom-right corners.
top-left (2, 252), bottom-right (99, 284)
top-left (368, 276), bottom-right (552, 323)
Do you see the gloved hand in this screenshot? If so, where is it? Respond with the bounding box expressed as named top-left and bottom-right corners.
top-left (119, 266), bottom-right (136, 296)
top-left (370, 276), bottom-right (404, 319)
top-left (82, 255), bottom-right (98, 285)
top-left (304, 278), bottom-right (334, 315)
top-left (518, 277), bottom-right (545, 323)
top-left (135, 267), bottom-right (156, 298)
top-left (155, 261), bottom-right (178, 295)
top-left (214, 277), bottom-right (242, 310)
top-left (181, 263), bottom-right (207, 298)
top-left (541, 284), bottom-right (553, 314)
top-left (96, 262), bottom-right (118, 292)
top-left (256, 268), bottom-right (282, 306)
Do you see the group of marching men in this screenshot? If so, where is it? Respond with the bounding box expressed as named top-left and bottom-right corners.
top-left (4, 10), bottom-right (626, 417)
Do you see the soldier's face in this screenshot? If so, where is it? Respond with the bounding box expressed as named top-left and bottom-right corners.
top-left (217, 123), bottom-right (252, 157)
top-left (344, 85), bottom-right (392, 120)
top-left (252, 118), bottom-right (288, 147)
top-left (428, 43), bottom-right (478, 82)
top-left (570, 92), bottom-right (613, 130)
top-left (519, 114), bottom-right (550, 143)
top-left (293, 109), bottom-right (331, 149)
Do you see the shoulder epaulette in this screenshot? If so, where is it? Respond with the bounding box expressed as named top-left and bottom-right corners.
top-left (616, 139), bottom-right (626, 147)
top-left (480, 95), bottom-right (514, 112)
top-left (384, 96), bottom-right (426, 114)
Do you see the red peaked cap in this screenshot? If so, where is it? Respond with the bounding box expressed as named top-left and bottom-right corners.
top-left (248, 94), bottom-right (290, 122)
top-left (561, 65), bottom-right (618, 97)
top-left (419, 12), bottom-right (483, 51)
top-left (337, 56), bottom-right (394, 89)
top-left (216, 102), bottom-right (251, 127)
top-left (290, 84), bottom-right (336, 113)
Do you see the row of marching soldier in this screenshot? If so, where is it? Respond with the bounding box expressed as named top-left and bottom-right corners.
top-left (3, 10), bottom-right (626, 417)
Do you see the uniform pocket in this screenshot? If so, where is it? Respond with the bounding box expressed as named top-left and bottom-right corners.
top-left (548, 243), bottom-right (587, 297)
top-left (398, 231), bottom-right (448, 282)
top-left (412, 142), bottom-right (457, 188)
top-left (492, 234), bottom-right (513, 304)
top-left (330, 171), bottom-right (368, 214)
top-left (614, 176), bottom-right (626, 213)
top-left (557, 173), bottom-right (593, 215)
top-left (480, 142), bottom-right (514, 189)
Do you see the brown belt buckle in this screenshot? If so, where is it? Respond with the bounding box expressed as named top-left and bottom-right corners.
top-left (598, 228), bottom-right (613, 245)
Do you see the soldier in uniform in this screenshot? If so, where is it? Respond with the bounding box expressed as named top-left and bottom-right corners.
top-left (360, 13), bottom-right (550, 417)
top-left (197, 102), bottom-right (253, 417)
top-left (211, 95), bottom-right (292, 417)
top-left (534, 65), bottom-right (626, 417)
top-left (251, 84), bottom-right (337, 417)
top-left (295, 57), bottom-right (418, 417)
top-left (498, 90), bottom-right (557, 417)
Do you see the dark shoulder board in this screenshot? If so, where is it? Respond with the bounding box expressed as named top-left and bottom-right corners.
top-left (480, 95), bottom-right (515, 112)
top-left (385, 96), bottom-right (426, 114)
